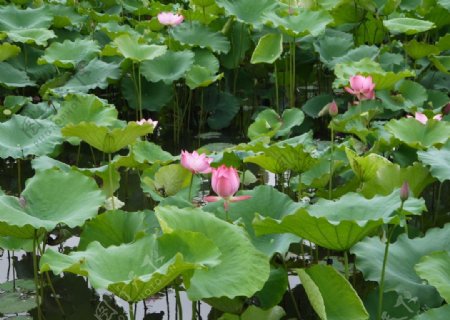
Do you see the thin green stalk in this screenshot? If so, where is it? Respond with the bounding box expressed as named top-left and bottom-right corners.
top-left (137, 64), bottom-right (143, 119)
top-left (281, 255), bottom-right (301, 319)
top-left (434, 182), bottom-right (443, 225)
top-left (108, 153), bottom-right (115, 210)
top-left (329, 126), bottom-right (334, 199)
top-left (191, 301), bottom-right (197, 320)
top-left (33, 231), bottom-right (43, 320)
top-left (17, 158), bottom-right (22, 194)
top-left (188, 173), bottom-right (194, 201)
top-left (343, 251), bottom-right (350, 280)
top-left (89, 145), bottom-right (97, 166)
top-left (76, 143), bottom-right (81, 166)
top-left (175, 286), bottom-right (183, 320)
top-left (45, 271), bottom-right (65, 316)
top-left (274, 62), bottom-right (280, 113)
top-left (377, 225), bottom-right (397, 320)
top-left (129, 302), bottom-right (136, 320)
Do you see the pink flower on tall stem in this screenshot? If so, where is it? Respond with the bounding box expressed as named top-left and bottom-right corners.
top-left (204, 165), bottom-right (251, 210)
top-left (181, 150), bottom-right (213, 174)
top-left (408, 112), bottom-right (442, 124)
top-left (157, 12), bottom-right (184, 26)
top-left (344, 75), bottom-right (376, 101)
top-left (136, 118), bottom-right (158, 127)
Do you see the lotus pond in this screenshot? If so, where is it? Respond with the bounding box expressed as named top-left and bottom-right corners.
top-left (0, 0), bottom-right (450, 319)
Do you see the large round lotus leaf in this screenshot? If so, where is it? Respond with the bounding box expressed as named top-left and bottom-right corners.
top-left (265, 9), bottom-right (333, 37)
top-left (5, 28), bottom-right (56, 46)
top-left (131, 140), bottom-right (175, 164)
top-left (52, 59), bottom-right (121, 95)
top-left (204, 90), bottom-right (240, 130)
top-left (0, 62), bottom-right (35, 88)
top-left (254, 267), bottom-right (288, 309)
top-left (170, 22), bottom-right (230, 54)
top-left (0, 279), bottom-right (36, 315)
top-left (53, 93), bottom-right (118, 127)
top-left (0, 235), bottom-right (33, 251)
top-left (247, 108), bottom-right (282, 140)
top-left (253, 190), bottom-right (425, 251)
top-left (156, 206), bottom-right (271, 300)
top-left (203, 185), bottom-right (302, 258)
top-left (352, 224), bottom-right (450, 308)
top-left (62, 121), bottom-right (155, 153)
top-left (193, 49), bottom-right (220, 74)
top-left (414, 251), bottom-right (450, 302)
top-left (141, 50), bottom-right (195, 84)
top-left (40, 233), bottom-right (221, 302)
top-left (251, 33), bottom-right (283, 64)
top-left (414, 305), bottom-right (450, 320)
top-left (113, 34), bottom-right (167, 62)
top-left (0, 169), bottom-right (105, 239)
top-left (297, 265), bottom-right (369, 320)
top-left (0, 115), bottom-right (62, 159)
top-left (383, 18), bottom-right (435, 35)
top-left (385, 118), bottom-right (450, 149)
top-left (0, 42), bottom-right (21, 61)
top-left (78, 210), bottom-right (149, 250)
top-left (186, 65), bottom-right (223, 89)
top-left (216, 0), bottom-right (278, 26)
top-left (417, 142), bottom-right (450, 182)
top-left (38, 39), bottom-right (101, 68)
top-left (0, 5), bottom-right (53, 30)
top-left (219, 306), bottom-right (286, 320)
top-left (404, 39), bottom-right (440, 60)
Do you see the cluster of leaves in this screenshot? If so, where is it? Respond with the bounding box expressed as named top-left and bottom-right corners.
top-left (0, 0), bottom-right (449, 319)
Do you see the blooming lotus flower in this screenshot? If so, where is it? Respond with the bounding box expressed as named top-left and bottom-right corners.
top-left (204, 165), bottom-right (251, 210)
top-left (157, 12), bottom-right (184, 26)
top-left (181, 150), bottom-right (213, 174)
top-left (408, 112), bottom-right (442, 124)
top-left (136, 118), bottom-right (158, 127)
top-left (344, 75), bottom-right (376, 101)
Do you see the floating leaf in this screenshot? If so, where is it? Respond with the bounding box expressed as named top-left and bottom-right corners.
top-left (0, 169), bottom-right (105, 238)
top-left (141, 50), bottom-right (194, 84)
top-left (297, 265), bottom-right (369, 320)
top-left (417, 143), bottom-right (450, 182)
top-left (251, 33), bottom-right (283, 64)
top-left (0, 279), bottom-right (36, 315)
top-left (38, 39), bottom-right (101, 68)
top-left (156, 206), bottom-right (271, 300)
top-left (0, 115), bottom-right (62, 159)
top-left (170, 21), bottom-right (230, 54)
top-left (352, 224), bottom-right (450, 308)
top-left (254, 190), bottom-right (425, 251)
top-left (62, 121), bottom-right (155, 153)
top-left (383, 18), bottom-right (435, 35)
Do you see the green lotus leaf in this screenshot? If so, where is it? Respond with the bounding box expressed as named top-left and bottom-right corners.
top-left (221, 21), bottom-right (251, 69)
top-left (170, 21), bottom-right (230, 54)
top-left (121, 77), bottom-right (173, 112)
top-left (266, 9), bottom-right (333, 37)
top-left (417, 143), bottom-right (450, 182)
top-left (204, 185), bottom-right (302, 257)
top-left (219, 306), bottom-right (286, 320)
top-left (353, 224), bottom-right (450, 308)
top-left (429, 55), bottom-right (450, 74)
top-left (254, 190), bottom-right (425, 251)
top-left (193, 49), bottom-right (220, 74)
top-left (0, 62), bottom-right (35, 88)
top-left (216, 0), bottom-right (278, 26)
top-left (247, 108), bottom-right (282, 140)
top-left (0, 279), bottom-right (37, 315)
top-left (251, 33), bottom-right (283, 64)
top-left (254, 267), bottom-right (288, 309)
top-left (41, 233), bottom-right (221, 302)
top-left (62, 121), bottom-right (154, 153)
top-left (0, 235), bottom-right (33, 251)
top-left (331, 46), bottom-right (380, 69)
top-left (0, 115), bottom-right (62, 159)
top-left (131, 140), bottom-right (175, 164)
top-left (383, 18), bottom-right (435, 35)
top-left (416, 250), bottom-right (450, 301)
top-left (53, 93), bottom-right (118, 128)
top-left (78, 210), bottom-right (149, 250)
top-left (38, 39), bottom-right (101, 68)
top-left (0, 169), bottom-right (105, 239)
top-left (385, 118), bottom-right (450, 149)
top-left (141, 50), bottom-right (195, 84)
top-left (156, 206), bottom-right (271, 300)
top-left (297, 265), bottom-right (369, 320)
top-left (414, 304), bottom-right (450, 320)
top-left (52, 59), bottom-right (121, 95)
top-left (313, 29), bottom-right (354, 68)
top-left (204, 90), bottom-right (240, 130)
top-left (186, 65), bottom-right (223, 89)
top-left (0, 42), bottom-right (21, 61)
top-left (5, 28), bottom-right (56, 46)
top-left (404, 39), bottom-right (440, 60)
top-left (113, 34), bottom-right (167, 62)
top-left (0, 5), bottom-right (53, 30)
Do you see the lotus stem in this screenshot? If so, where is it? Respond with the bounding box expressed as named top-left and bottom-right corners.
top-left (274, 62), bottom-right (280, 113)
top-left (343, 251), bottom-right (350, 280)
top-left (32, 231), bottom-right (43, 320)
top-left (281, 255), bottom-right (301, 319)
top-left (434, 182), bottom-right (443, 226)
top-left (137, 64), bottom-right (143, 120)
top-left (45, 271), bottom-right (65, 316)
top-left (191, 300), bottom-right (197, 320)
top-left (129, 302), bottom-right (135, 320)
top-left (108, 153), bottom-right (115, 210)
top-left (17, 158), bottom-right (22, 194)
top-left (377, 225), bottom-right (397, 320)
top-left (175, 286), bottom-right (183, 320)
top-left (328, 126), bottom-right (334, 199)
top-left (188, 173), bottom-right (194, 201)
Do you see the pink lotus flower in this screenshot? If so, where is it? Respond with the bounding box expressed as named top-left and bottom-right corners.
top-left (328, 100), bottom-right (338, 116)
top-left (136, 118), bottom-right (158, 127)
top-left (344, 75), bottom-right (376, 101)
top-left (157, 12), bottom-right (184, 26)
top-left (204, 165), bottom-right (251, 210)
top-left (408, 112), bottom-right (442, 124)
top-left (181, 150), bottom-right (213, 174)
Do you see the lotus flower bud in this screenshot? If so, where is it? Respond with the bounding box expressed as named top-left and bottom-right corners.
top-left (400, 181), bottom-right (410, 202)
top-left (328, 100), bottom-right (338, 117)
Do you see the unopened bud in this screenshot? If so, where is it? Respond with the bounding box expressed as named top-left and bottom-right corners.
top-left (329, 100), bottom-right (338, 117)
top-left (400, 181), bottom-right (410, 202)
